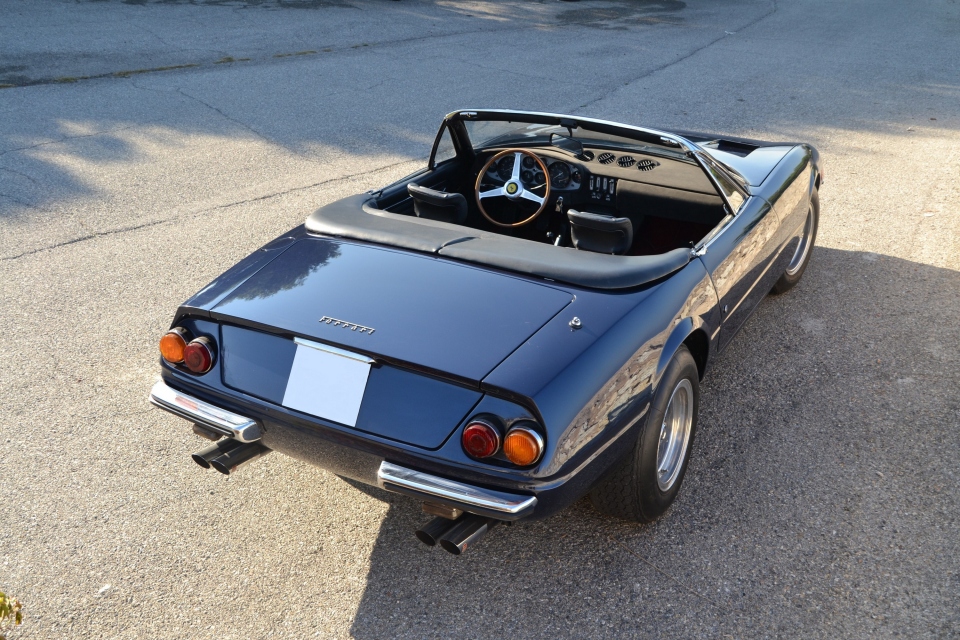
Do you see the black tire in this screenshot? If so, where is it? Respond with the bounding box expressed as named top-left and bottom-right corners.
top-left (589, 345), bottom-right (700, 523)
top-left (771, 189), bottom-right (819, 294)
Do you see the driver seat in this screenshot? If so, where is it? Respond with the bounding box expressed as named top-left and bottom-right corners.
top-left (567, 209), bottom-right (634, 255)
top-left (407, 183), bottom-right (468, 225)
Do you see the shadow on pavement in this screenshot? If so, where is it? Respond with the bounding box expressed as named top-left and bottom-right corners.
top-left (345, 247), bottom-right (960, 638)
top-left (2, 0), bottom-right (958, 225)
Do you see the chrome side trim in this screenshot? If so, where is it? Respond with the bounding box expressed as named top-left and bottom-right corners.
top-left (293, 337), bottom-right (375, 364)
top-left (149, 380), bottom-right (262, 442)
top-left (377, 461), bottom-right (537, 516)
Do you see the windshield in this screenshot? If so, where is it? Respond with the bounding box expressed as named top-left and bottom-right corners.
top-left (462, 119), bottom-right (690, 161)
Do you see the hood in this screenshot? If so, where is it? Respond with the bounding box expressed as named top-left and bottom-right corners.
top-left (211, 238), bottom-right (573, 382)
top-left (700, 143), bottom-right (797, 186)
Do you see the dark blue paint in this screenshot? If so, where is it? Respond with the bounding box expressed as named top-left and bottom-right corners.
top-left (210, 238), bottom-right (573, 382)
top-left (177, 231), bottom-right (301, 318)
top-left (702, 145), bottom-right (796, 187)
top-left (221, 324), bottom-right (297, 405)
top-left (218, 323), bottom-right (482, 449)
top-left (354, 365), bottom-right (482, 449)
top-left (697, 196), bottom-right (782, 351)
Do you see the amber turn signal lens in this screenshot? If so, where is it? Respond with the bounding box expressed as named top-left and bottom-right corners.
top-left (462, 420), bottom-right (500, 459)
top-left (503, 427), bottom-right (544, 466)
top-left (159, 328), bottom-right (190, 363)
top-left (183, 337), bottom-right (215, 374)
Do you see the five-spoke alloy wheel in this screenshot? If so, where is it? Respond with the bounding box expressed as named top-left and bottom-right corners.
top-left (590, 345), bottom-right (700, 523)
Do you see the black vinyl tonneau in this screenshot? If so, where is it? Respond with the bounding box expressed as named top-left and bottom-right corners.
top-left (305, 194), bottom-right (691, 290)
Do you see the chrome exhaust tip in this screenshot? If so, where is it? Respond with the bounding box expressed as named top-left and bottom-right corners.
top-left (192, 438), bottom-right (244, 469)
top-left (438, 514), bottom-right (499, 555)
top-left (209, 441), bottom-right (270, 475)
top-left (415, 515), bottom-right (464, 546)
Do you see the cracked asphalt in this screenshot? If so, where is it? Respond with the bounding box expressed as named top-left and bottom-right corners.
top-left (1, 0), bottom-right (958, 637)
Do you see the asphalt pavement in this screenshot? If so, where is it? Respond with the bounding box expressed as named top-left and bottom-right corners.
top-left (1, 0), bottom-right (958, 637)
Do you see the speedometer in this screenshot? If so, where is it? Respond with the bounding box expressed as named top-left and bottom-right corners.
top-left (549, 162), bottom-right (571, 188)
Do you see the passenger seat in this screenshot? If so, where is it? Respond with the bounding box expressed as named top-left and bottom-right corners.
top-left (407, 183), bottom-right (468, 225)
top-left (567, 209), bottom-right (634, 255)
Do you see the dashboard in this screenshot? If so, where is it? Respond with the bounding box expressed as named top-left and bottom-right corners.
top-left (481, 151), bottom-right (619, 206)
top-left (483, 153), bottom-right (583, 191)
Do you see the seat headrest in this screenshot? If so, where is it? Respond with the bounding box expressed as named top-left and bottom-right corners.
top-left (407, 183), bottom-right (468, 225)
top-left (567, 209), bottom-right (634, 255)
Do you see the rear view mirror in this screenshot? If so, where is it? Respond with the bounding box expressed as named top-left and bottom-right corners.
top-left (549, 133), bottom-right (584, 158)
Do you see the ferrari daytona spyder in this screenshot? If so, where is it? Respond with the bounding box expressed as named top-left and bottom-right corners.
top-left (150, 109), bottom-right (822, 555)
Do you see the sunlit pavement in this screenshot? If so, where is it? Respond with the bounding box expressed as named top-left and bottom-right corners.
top-left (1, 0), bottom-right (958, 637)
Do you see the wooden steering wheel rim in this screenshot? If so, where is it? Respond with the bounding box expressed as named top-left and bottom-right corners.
top-left (474, 148), bottom-right (551, 228)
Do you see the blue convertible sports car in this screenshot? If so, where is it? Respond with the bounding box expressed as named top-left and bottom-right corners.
top-left (150, 110), bottom-right (821, 554)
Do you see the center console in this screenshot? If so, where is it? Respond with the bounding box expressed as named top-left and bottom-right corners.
top-left (588, 175), bottom-right (616, 205)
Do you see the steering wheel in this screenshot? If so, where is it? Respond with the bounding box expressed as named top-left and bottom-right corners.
top-left (474, 149), bottom-right (552, 228)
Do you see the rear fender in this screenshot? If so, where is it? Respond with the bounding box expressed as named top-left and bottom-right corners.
top-left (654, 317), bottom-right (696, 385)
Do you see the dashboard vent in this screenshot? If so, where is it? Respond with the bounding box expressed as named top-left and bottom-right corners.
top-left (580, 150), bottom-right (595, 161)
top-left (598, 152), bottom-right (616, 165)
top-left (617, 155), bottom-right (636, 168)
top-left (637, 159), bottom-right (660, 172)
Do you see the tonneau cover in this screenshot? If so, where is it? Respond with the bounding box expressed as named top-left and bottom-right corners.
top-left (305, 194), bottom-right (691, 289)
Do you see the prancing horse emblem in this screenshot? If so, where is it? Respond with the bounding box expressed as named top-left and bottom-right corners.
top-left (319, 316), bottom-right (375, 335)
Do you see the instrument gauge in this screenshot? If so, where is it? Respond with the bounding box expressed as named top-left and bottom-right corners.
top-left (522, 155), bottom-right (536, 169)
top-left (549, 162), bottom-right (571, 188)
top-left (497, 156), bottom-right (514, 180)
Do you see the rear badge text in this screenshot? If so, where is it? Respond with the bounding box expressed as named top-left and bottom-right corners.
top-left (319, 316), bottom-right (376, 335)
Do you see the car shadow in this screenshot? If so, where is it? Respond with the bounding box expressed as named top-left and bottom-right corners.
top-left (345, 247), bottom-right (960, 638)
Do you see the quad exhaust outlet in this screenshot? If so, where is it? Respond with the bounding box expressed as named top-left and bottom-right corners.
top-left (192, 438), bottom-right (270, 475)
top-left (193, 439), bottom-right (501, 553)
top-left (415, 514), bottom-right (501, 555)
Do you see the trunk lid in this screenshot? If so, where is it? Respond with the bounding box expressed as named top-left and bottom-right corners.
top-left (211, 238), bottom-right (573, 382)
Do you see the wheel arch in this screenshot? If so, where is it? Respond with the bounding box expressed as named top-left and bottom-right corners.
top-left (682, 328), bottom-right (710, 380)
top-left (655, 318), bottom-right (710, 384)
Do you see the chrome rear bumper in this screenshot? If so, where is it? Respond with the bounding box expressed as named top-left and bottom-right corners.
top-left (149, 380), bottom-right (262, 442)
top-left (378, 461), bottom-right (537, 520)
top-left (150, 380), bottom-right (536, 518)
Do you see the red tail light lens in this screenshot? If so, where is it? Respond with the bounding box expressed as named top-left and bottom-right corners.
top-left (183, 337), bottom-right (215, 374)
top-left (462, 420), bottom-right (501, 459)
top-left (159, 327), bottom-right (190, 364)
top-left (503, 426), bottom-right (544, 466)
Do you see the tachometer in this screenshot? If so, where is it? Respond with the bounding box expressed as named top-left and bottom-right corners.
top-left (549, 162), bottom-right (571, 188)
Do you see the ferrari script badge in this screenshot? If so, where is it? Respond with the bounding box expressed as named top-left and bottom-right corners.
top-left (319, 316), bottom-right (375, 335)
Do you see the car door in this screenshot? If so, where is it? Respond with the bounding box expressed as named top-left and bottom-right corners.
top-left (694, 160), bottom-right (783, 352)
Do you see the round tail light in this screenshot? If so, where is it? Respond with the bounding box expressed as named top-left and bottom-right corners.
top-left (159, 327), bottom-right (191, 364)
top-left (183, 337), bottom-right (215, 374)
top-left (503, 426), bottom-right (544, 466)
top-left (462, 420), bottom-right (501, 459)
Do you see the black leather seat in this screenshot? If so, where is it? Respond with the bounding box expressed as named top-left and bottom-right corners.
top-left (407, 183), bottom-right (468, 225)
top-left (567, 209), bottom-right (634, 255)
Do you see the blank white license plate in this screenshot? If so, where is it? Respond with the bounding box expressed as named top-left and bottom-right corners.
top-left (281, 339), bottom-right (372, 427)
